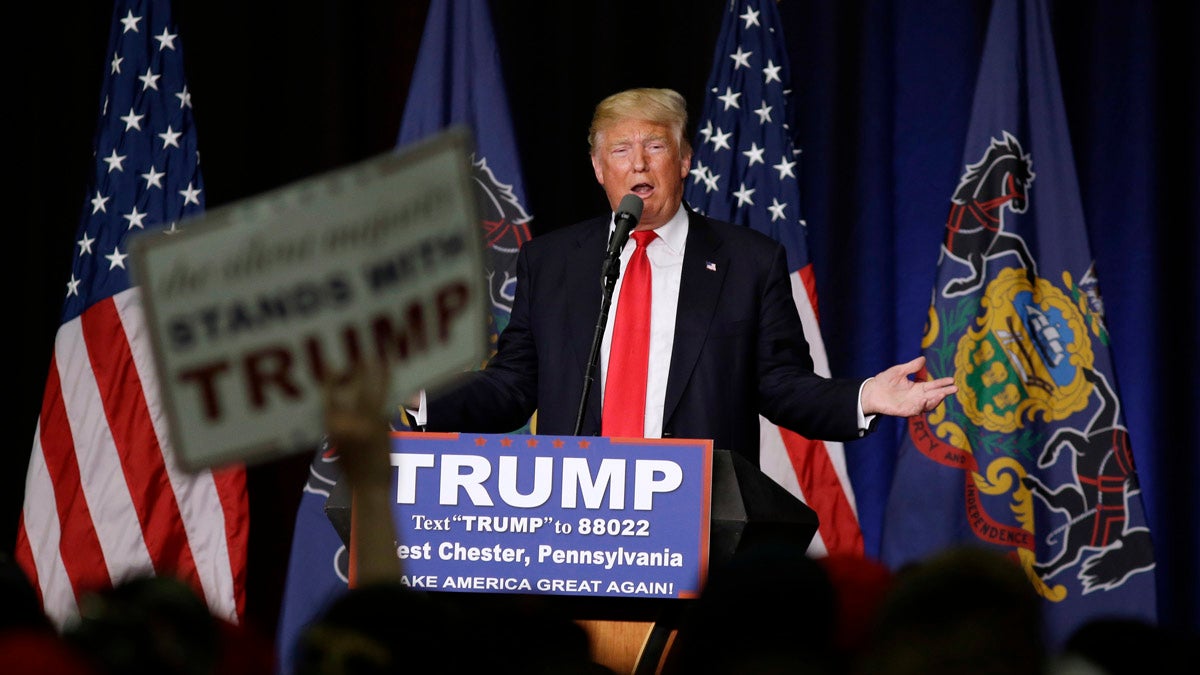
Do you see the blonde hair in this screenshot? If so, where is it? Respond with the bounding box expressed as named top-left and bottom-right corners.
top-left (588, 87), bottom-right (691, 156)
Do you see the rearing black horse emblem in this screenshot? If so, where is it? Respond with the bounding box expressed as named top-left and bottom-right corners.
top-left (1021, 367), bottom-right (1155, 592)
top-left (942, 131), bottom-right (1037, 296)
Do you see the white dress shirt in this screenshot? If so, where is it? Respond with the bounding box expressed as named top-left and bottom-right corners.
top-left (600, 205), bottom-right (689, 438)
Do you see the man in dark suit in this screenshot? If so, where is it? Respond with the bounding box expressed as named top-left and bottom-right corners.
top-left (416, 87), bottom-right (956, 465)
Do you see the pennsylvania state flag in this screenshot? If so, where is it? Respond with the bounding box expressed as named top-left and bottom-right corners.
top-left (395, 0), bottom-right (532, 343)
top-left (274, 2), bottom-right (531, 673)
top-left (880, 0), bottom-right (1157, 648)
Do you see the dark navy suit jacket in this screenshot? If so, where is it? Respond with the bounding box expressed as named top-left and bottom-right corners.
top-left (425, 206), bottom-right (870, 464)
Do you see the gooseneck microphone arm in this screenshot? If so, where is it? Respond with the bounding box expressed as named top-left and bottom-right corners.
top-left (574, 194), bottom-right (643, 435)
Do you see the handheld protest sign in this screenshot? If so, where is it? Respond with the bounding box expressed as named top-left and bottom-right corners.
top-left (129, 127), bottom-right (487, 470)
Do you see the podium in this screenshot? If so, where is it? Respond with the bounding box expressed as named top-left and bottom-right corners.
top-left (325, 447), bottom-right (818, 674)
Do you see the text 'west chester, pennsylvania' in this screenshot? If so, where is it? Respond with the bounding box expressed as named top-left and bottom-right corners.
top-left (365, 432), bottom-right (713, 600)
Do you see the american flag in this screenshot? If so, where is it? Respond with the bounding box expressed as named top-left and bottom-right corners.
top-left (15, 0), bottom-right (248, 628)
top-left (685, 0), bottom-right (863, 556)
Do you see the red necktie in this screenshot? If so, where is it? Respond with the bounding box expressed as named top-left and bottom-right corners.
top-left (602, 230), bottom-right (657, 438)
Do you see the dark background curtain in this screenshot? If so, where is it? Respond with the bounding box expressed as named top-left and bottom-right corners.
top-left (14, 0), bottom-right (1197, 642)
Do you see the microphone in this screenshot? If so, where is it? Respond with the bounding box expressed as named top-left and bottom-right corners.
top-left (580, 192), bottom-right (644, 435)
top-left (606, 194), bottom-right (644, 260)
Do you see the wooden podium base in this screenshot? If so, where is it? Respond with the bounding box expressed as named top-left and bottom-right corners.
top-left (577, 619), bottom-right (677, 674)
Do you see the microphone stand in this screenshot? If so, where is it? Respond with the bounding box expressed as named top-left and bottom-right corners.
top-left (574, 254), bottom-right (623, 435)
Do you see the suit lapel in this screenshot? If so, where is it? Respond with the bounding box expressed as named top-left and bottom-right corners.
top-left (664, 213), bottom-right (727, 425)
top-left (564, 218), bottom-right (610, 428)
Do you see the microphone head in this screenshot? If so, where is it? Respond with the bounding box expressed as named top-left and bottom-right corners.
top-left (616, 193), bottom-right (644, 221)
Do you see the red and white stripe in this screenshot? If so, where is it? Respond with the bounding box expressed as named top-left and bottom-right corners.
top-left (758, 266), bottom-right (864, 557)
top-left (16, 287), bottom-right (248, 628)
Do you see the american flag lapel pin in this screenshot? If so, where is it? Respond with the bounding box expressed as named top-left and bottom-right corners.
top-left (706, 261), bottom-right (717, 271)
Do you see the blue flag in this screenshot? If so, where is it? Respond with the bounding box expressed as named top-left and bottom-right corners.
top-left (274, 1), bottom-right (531, 672)
top-left (274, 437), bottom-right (346, 675)
top-left (396, 0), bottom-right (533, 341)
top-left (880, 0), bottom-right (1156, 648)
top-left (684, 0), bottom-right (862, 556)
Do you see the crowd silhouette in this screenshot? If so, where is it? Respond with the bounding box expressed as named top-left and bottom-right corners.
top-left (9, 542), bottom-right (1193, 675)
top-left (4, 368), bottom-right (1193, 674)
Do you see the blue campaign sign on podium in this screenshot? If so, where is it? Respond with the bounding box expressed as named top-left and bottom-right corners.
top-left (354, 432), bottom-right (714, 599)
